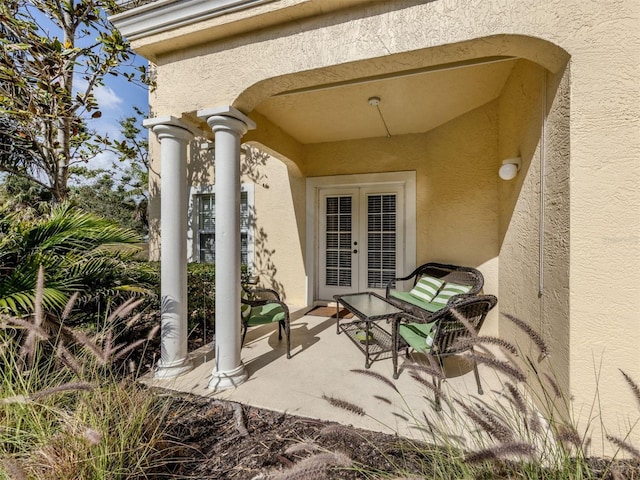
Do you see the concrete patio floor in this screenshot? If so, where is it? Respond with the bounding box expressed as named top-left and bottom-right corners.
top-left (143, 307), bottom-right (514, 445)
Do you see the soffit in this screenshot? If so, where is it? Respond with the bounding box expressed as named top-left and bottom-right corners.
top-left (254, 58), bottom-right (518, 144)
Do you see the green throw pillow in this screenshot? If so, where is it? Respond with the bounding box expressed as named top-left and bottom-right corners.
top-left (431, 282), bottom-right (472, 308)
top-left (409, 276), bottom-right (444, 303)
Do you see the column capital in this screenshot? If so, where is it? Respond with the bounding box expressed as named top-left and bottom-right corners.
top-left (143, 116), bottom-right (194, 141)
top-left (197, 106), bottom-right (256, 136)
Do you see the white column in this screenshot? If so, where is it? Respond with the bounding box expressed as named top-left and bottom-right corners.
top-left (143, 116), bottom-right (194, 379)
top-left (198, 106), bottom-right (256, 390)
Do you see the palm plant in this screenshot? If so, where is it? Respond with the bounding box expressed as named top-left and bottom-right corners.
top-left (0, 202), bottom-right (156, 318)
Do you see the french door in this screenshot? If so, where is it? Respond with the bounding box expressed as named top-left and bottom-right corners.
top-left (318, 185), bottom-right (404, 300)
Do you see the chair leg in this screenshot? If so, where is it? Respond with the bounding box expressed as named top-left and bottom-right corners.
top-left (278, 321), bottom-right (283, 341)
top-left (469, 347), bottom-right (483, 395)
top-left (473, 360), bottom-right (483, 395)
top-left (284, 320), bottom-right (291, 359)
top-left (433, 375), bottom-right (442, 411)
top-left (241, 326), bottom-right (247, 347)
top-left (392, 346), bottom-right (399, 380)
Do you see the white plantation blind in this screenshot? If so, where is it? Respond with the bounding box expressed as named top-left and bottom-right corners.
top-left (325, 195), bottom-right (352, 287)
top-left (198, 191), bottom-right (250, 265)
top-left (367, 194), bottom-right (396, 289)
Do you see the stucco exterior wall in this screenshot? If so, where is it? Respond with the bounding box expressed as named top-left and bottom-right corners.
top-left (303, 102), bottom-right (500, 334)
top-left (498, 60), bottom-right (571, 399)
top-left (250, 154), bottom-right (307, 307)
top-left (138, 0), bottom-right (639, 450)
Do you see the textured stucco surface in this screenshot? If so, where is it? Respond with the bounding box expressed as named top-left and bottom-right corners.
top-left (498, 60), bottom-right (571, 403)
top-left (302, 103), bottom-right (500, 333)
top-left (134, 0), bottom-right (640, 450)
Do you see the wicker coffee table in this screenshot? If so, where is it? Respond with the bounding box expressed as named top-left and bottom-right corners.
top-left (334, 291), bottom-right (404, 368)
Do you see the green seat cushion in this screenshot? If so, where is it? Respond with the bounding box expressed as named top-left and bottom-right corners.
top-left (399, 322), bottom-right (436, 354)
top-left (430, 282), bottom-right (472, 308)
top-left (409, 275), bottom-right (444, 303)
top-left (246, 303), bottom-right (286, 326)
top-left (389, 291), bottom-right (443, 313)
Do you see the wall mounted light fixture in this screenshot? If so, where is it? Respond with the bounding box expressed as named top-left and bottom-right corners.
top-left (499, 157), bottom-right (521, 181)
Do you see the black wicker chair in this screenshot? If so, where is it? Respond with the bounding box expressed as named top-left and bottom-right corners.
top-left (385, 262), bottom-right (484, 321)
top-left (241, 286), bottom-right (291, 359)
top-left (392, 294), bottom-right (497, 409)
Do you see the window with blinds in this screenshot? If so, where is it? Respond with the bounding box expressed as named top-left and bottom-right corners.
top-left (197, 191), bottom-right (250, 266)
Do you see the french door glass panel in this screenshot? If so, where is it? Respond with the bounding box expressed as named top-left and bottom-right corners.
top-left (325, 195), bottom-right (353, 288)
top-left (366, 194), bottom-right (397, 289)
top-left (318, 185), bottom-right (403, 300)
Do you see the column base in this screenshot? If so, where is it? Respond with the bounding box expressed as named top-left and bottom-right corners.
top-left (208, 363), bottom-right (248, 390)
top-left (154, 358), bottom-right (193, 379)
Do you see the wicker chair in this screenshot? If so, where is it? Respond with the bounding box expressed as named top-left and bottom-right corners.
top-left (392, 294), bottom-right (497, 409)
top-left (385, 262), bottom-right (484, 321)
top-left (241, 286), bottom-right (291, 359)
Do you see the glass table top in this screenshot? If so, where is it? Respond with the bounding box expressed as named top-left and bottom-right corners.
top-left (335, 292), bottom-right (403, 320)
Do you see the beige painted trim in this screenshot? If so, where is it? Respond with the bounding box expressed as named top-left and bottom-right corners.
top-left (305, 171), bottom-right (416, 306)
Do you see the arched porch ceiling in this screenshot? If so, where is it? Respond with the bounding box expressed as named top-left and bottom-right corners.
top-left (253, 56), bottom-right (518, 144)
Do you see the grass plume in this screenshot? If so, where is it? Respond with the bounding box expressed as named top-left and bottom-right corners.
top-left (464, 442), bottom-right (536, 463)
top-left (501, 313), bottom-right (549, 361)
top-left (350, 368), bottom-right (399, 392)
top-left (321, 395), bottom-right (365, 416)
top-left (265, 451), bottom-right (352, 480)
top-left (619, 369), bottom-right (640, 410)
top-left (607, 435), bottom-right (640, 459)
top-left (465, 352), bottom-right (527, 383)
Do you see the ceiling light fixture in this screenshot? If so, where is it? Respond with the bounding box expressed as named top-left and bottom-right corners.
top-left (499, 157), bottom-right (521, 181)
top-left (368, 96), bottom-right (391, 138)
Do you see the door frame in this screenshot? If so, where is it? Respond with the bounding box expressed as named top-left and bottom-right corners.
top-left (305, 171), bottom-right (416, 306)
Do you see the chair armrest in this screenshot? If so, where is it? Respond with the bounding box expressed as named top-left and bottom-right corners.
top-left (446, 293), bottom-right (478, 306)
top-left (385, 269), bottom-right (420, 297)
top-left (244, 286), bottom-right (280, 300)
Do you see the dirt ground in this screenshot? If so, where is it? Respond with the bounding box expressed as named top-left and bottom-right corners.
top-left (158, 391), bottom-right (430, 479)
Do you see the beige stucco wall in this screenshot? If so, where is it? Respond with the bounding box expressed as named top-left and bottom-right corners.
top-left (498, 59), bottom-right (571, 402)
top-left (138, 0), bottom-right (639, 451)
top-left (301, 101), bottom-right (500, 334)
top-left (150, 137), bottom-right (309, 307)
top-left (249, 152), bottom-right (307, 306)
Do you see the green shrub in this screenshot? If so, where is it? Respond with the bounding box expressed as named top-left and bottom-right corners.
top-left (187, 263), bottom-right (216, 331)
top-left (0, 202), bottom-right (157, 325)
top-left (187, 263), bottom-right (251, 333)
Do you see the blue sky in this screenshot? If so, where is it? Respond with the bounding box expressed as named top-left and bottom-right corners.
top-left (28, 5), bottom-right (150, 175)
top-left (85, 54), bottom-right (150, 172)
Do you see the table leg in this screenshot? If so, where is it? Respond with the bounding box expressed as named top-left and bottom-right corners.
top-left (364, 321), bottom-right (371, 368)
top-left (392, 315), bottom-right (399, 379)
top-left (335, 301), bottom-right (341, 334)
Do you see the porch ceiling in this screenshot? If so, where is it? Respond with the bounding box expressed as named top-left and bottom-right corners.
top-left (254, 58), bottom-right (517, 144)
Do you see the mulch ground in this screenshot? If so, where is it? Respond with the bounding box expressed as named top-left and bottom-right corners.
top-left (158, 391), bottom-right (429, 479)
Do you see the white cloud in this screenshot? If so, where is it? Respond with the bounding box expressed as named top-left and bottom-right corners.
top-left (92, 84), bottom-right (124, 111)
top-left (74, 78), bottom-right (124, 111)
top-left (91, 150), bottom-right (118, 171)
